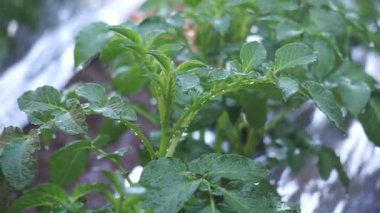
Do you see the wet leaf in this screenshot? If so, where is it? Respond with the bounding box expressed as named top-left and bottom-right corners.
top-left (74, 22), bottom-right (111, 66)
top-left (240, 42), bottom-right (267, 72)
top-left (0, 128), bottom-right (40, 190)
top-left (140, 158), bottom-right (201, 213)
top-left (49, 140), bottom-right (91, 186)
top-left (10, 183), bottom-right (67, 212)
top-left (302, 81), bottom-right (345, 131)
top-left (274, 43), bottom-right (316, 72)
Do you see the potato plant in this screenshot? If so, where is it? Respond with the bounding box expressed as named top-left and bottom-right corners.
top-left (1, 0), bottom-right (379, 212)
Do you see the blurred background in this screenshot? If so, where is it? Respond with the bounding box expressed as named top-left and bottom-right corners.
top-left (0, 0), bottom-right (380, 212)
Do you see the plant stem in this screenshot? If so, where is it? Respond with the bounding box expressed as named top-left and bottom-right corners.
top-left (261, 107), bottom-right (293, 134)
top-left (93, 147), bottom-right (134, 186)
top-left (166, 78), bottom-right (269, 157)
top-left (207, 182), bottom-right (216, 213)
top-left (132, 105), bottom-right (159, 126)
top-left (123, 120), bottom-right (156, 159)
top-left (243, 127), bottom-right (258, 156)
top-left (159, 76), bottom-right (174, 157)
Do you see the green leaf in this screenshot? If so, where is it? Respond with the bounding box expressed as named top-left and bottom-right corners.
top-left (18, 86), bottom-right (62, 114)
top-left (256, 0), bottom-right (297, 14)
top-left (75, 83), bottom-right (107, 108)
top-left (209, 69), bottom-right (231, 82)
top-left (10, 183), bottom-right (67, 212)
top-left (97, 147), bottom-right (129, 163)
top-left (232, 92), bottom-right (267, 129)
top-left (158, 43), bottom-right (183, 53)
top-left (54, 104), bottom-right (88, 135)
top-left (176, 60), bottom-right (207, 73)
top-left (219, 183), bottom-right (277, 212)
top-left (226, 0), bottom-right (259, 11)
top-left (17, 86), bottom-right (87, 135)
top-left (276, 77), bottom-right (299, 100)
top-left (360, 92), bottom-right (380, 146)
top-left (148, 50), bottom-right (173, 72)
top-left (74, 22), bottom-right (111, 66)
top-left (49, 140), bottom-right (91, 186)
top-left (337, 80), bottom-right (371, 116)
top-left (71, 183), bottom-right (107, 202)
top-left (274, 43), bottom-right (316, 72)
top-left (0, 128), bottom-right (40, 190)
top-left (188, 153), bottom-right (268, 182)
top-left (102, 170), bottom-right (125, 195)
top-left (97, 95), bottom-right (124, 119)
top-left (275, 20), bottom-right (303, 41)
top-left (310, 38), bottom-right (336, 80)
top-left (240, 42), bottom-right (267, 72)
top-left (310, 9), bottom-right (347, 36)
top-left (109, 25), bottom-right (142, 43)
top-left (113, 66), bottom-right (146, 94)
top-left (302, 81), bottom-right (345, 131)
top-left (318, 147), bottom-right (349, 188)
top-left (91, 135), bottom-right (111, 148)
top-left (75, 83), bottom-right (135, 120)
top-left (139, 158), bottom-right (201, 213)
top-left (328, 62), bottom-right (376, 88)
top-left (176, 73), bottom-right (200, 92)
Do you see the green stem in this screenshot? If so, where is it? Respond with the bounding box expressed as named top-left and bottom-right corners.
top-left (243, 127), bottom-right (258, 156)
top-left (94, 147), bottom-right (133, 186)
top-left (166, 79), bottom-right (269, 157)
top-left (159, 75), bottom-right (174, 157)
top-left (207, 182), bottom-right (216, 213)
top-left (159, 124), bottom-right (169, 157)
top-left (261, 107), bottom-right (293, 134)
top-left (123, 120), bottom-right (156, 159)
top-left (132, 105), bottom-right (159, 126)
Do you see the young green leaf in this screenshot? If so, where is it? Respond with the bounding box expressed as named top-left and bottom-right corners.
top-left (139, 158), bottom-right (201, 213)
top-left (9, 183), bottom-right (67, 212)
top-left (75, 83), bottom-right (107, 108)
top-left (49, 140), bottom-right (91, 186)
top-left (148, 50), bottom-right (173, 73)
top-left (158, 43), bottom-right (183, 53)
top-left (71, 183), bottom-right (107, 202)
top-left (274, 43), bottom-right (316, 72)
top-left (176, 60), bottom-right (207, 73)
top-left (302, 81), bottom-right (345, 130)
top-left (240, 41), bottom-right (267, 72)
top-left (0, 128), bottom-right (40, 190)
top-left (109, 25), bottom-right (142, 44)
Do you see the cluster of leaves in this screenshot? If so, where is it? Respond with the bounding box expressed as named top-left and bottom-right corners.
top-left (1, 0), bottom-right (380, 212)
